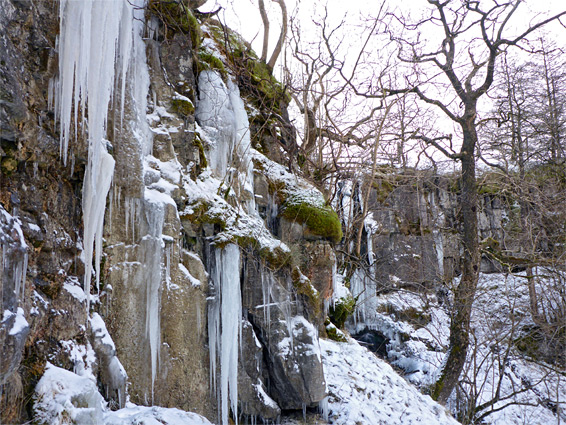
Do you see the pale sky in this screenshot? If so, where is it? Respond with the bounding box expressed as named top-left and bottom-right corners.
top-left (199, 0), bottom-right (566, 169)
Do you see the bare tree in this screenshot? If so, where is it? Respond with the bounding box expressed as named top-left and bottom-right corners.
top-left (371, 0), bottom-right (566, 403)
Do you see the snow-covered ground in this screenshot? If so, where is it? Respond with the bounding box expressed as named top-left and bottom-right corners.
top-left (347, 271), bottom-right (566, 424)
top-left (321, 337), bottom-right (459, 425)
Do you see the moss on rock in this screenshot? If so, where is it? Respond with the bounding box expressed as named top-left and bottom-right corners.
top-left (171, 96), bottom-right (195, 116)
top-left (329, 294), bottom-right (356, 329)
top-left (282, 199), bottom-right (343, 244)
top-left (325, 319), bottom-right (348, 342)
top-left (148, 0), bottom-right (202, 48)
top-left (197, 51), bottom-right (227, 78)
top-left (1, 157), bottom-right (18, 175)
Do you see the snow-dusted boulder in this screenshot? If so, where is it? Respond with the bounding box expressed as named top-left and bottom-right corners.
top-left (34, 363), bottom-right (213, 425)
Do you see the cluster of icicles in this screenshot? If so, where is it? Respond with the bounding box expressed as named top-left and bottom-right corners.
top-left (50, 1), bottom-right (257, 424)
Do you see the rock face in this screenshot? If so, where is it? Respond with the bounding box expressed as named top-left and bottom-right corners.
top-left (0, 1), bottom-right (331, 424)
top-left (0, 1), bottom-right (521, 424)
top-left (343, 174), bottom-right (517, 296)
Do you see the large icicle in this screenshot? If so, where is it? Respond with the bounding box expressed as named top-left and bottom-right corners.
top-left (141, 191), bottom-right (166, 398)
top-left (54, 0), bottom-right (144, 303)
top-left (208, 244), bottom-right (242, 425)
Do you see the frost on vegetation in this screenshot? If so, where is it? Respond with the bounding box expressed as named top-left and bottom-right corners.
top-left (208, 244), bottom-right (242, 425)
top-left (34, 363), bottom-right (212, 425)
top-left (449, 271), bottom-right (566, 425)
top-left (321, 338), bottom-right (459, 425)
top-left (363, 272), bottom-right (566, 425)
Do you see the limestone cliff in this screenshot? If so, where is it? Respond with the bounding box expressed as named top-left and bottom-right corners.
top-left (1, 1), bottom-right (538, 425)
top-left (0, 1), bottom-right (332, 424)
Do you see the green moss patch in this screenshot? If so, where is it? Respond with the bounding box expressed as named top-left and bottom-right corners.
top-left (171, 96), bottom-right (195, 116)
top-left (282, 198), bottom-right (343, 244)
top-left (329, 294), bottom-right (356, 329)
top-left (197, 51), bottom-right (227, 78)
top-left (148, 0), bottom-right (202, 48)
top-left (253, 152), bottom-right (343, 244)
top-left (201, 20), bottom-right (289, 112)
top-left (1, 157), bottom-right (18, 175)
top-left (325, 319), bottom-right (348, 342)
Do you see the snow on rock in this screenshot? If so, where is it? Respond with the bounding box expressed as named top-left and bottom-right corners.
top-left (182, 168), bottom-right (289, 257)
top-left (105, 405), bottom-right (213, 425)
top-left (62, 278), bottom-right (88, 304)
top-left (321, 338), bottom-right (459, 425)
top-left (5, 307), bottom-right (28, 337)
top-left (88, 313), bottom-right (128, 407)
top-left (34, 364), bottom-right (212, 425)
top-left (34, 363), bottom-right (105, 425)
top-left (252, 149), bottom-right (327, 210)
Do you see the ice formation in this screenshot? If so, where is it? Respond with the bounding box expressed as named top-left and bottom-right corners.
top-left (0, 205), bottom-right (28, 309)
top-left (54, 0), bottom-right (167, 400)
top-left (344, 184), bottom-right (379, 325)
top-left (140, 192), bottom-right (166, 397)
top-left (208, 244), bottom-right (242, 425)
top-left (196, 71), bottom-right (255, 214)
top-left (52, 0), bottom-right (147, 302)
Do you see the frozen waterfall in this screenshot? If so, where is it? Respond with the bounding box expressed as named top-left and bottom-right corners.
top-left (196, 70), bottom-right (256, 215)
top-left (54, 0), bottom-right (165, 400)
top-left (52, 0), bottom-right (147, 303)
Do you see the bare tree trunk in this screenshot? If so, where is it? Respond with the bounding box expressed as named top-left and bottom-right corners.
top-left (432, 113), bottom-right (480, 403)
top-left (267, 0), bottom-right (287, 71)
top-left (258, 0), bottom-right (270, 63)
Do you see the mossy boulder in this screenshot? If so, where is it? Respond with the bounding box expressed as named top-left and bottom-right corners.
top-left (170, 95), bottom-right (195, 116)
top-left (197, 51), bottom-right (227, 78)
top-left (253, 152), bottom-right (343, 245)
top-left (281, 196), bottom-right (343, 244)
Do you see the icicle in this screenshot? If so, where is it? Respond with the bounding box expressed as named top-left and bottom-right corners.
top-left (319, 396), bottom-right (329, 421)
top-left (141, 192), bottom-right (166, 398)
top-left (196, 71), bottom-right (234, 178)
top-left (54, 0), bottom-right (146, 305)
top-left (208, 244), bottom-right (242, 425)
top-left (227, 80), bottom-right (255, 214)
top-left (0, 206), bottom-right (28, 307)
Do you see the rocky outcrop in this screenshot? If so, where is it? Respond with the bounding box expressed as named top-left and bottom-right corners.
top-left (1, 1), bottom-right (333, 424)
top-left (347, 173), bottom-right (519, 295)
